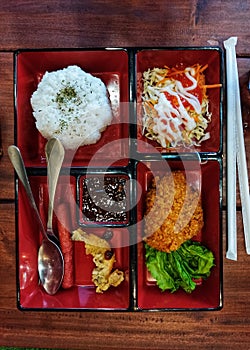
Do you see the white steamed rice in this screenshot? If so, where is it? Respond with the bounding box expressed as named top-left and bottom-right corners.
top-left (30, 65), bottom-right (113, 150)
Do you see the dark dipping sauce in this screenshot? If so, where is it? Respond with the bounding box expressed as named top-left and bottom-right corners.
top-left (82, 176), bottom-right (128, 223)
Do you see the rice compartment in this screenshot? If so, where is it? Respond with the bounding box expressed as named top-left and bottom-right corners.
top-left (30, 65), bottom-right (113, 150)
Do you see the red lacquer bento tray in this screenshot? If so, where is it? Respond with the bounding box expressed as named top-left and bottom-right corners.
top-left (14, 48), bottom-right (223, 311)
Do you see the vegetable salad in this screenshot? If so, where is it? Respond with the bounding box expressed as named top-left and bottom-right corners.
top-left (142, 64), bottom-right (220, 148)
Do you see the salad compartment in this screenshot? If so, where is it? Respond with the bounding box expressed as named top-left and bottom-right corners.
top-left (136, 48), bottom-right (223, 156)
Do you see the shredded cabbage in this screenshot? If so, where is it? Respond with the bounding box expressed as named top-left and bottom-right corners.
top-left (142, 65), bottom-right (212, 148)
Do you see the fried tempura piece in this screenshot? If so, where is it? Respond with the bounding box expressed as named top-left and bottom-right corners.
top-left (72, 228), bottom-right (124, 293)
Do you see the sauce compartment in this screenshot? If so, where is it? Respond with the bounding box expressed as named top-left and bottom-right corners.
top-left (78, 173), bottom-right (131, 226)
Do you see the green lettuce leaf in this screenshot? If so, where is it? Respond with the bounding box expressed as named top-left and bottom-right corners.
top-left (145, 244), bottom-right (178, 292)
top-left (178, 240), bottom-right (215, 279)
top-left (145, 240), bottom-right (215, 293)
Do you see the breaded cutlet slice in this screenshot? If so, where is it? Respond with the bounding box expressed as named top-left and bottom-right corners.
top-left (144, 171), bottom-right (204, 253)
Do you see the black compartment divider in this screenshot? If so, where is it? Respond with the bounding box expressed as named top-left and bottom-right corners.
top-left (128, 159), bottom-right (139, 311)
top-left (127, 49), bottom-right (139, 310)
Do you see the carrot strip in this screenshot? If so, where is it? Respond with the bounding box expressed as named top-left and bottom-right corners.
top-left (203, 84), bottom-right (222, 88)
top-left (145, 100), bottom-right (155, 108)
top-left (168, 69), bottom-right (186, 77)
top-left (199, 64), bottom-right (208, 73)
top-left (156, 77), bottom-right (170, 85)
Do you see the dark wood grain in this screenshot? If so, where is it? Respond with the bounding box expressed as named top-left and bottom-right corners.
top-left (0, 53), bottom-right (14, 200)
top-left (0, 1), bottom-right (250, 349)
top-left (0, 0), bottom-right (249, 55)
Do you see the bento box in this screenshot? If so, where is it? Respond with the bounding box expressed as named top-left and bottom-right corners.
top-left (14, 48), bottom-right (223, 311)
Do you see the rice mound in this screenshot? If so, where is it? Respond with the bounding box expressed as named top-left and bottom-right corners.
top-left (144, 172), bottom-right (204, 253)
top-left (30, 65), bottom-right (113, 150)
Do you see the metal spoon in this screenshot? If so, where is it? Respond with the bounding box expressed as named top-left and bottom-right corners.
top-left (8, 144), bottom-right (64, 295)
top-left (41, 137), bottom-right (66, 294)
top-left (44, 138), bottom-right (65, 249)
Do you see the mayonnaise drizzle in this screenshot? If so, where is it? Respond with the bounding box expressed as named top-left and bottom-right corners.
top-left (142, 65), bottom-right (212, 148)
top-left (146, 67), bottom-right (204, 145)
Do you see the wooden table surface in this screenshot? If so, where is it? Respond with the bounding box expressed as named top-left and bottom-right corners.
top-left (0, 1), bottom-right (249, 349)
